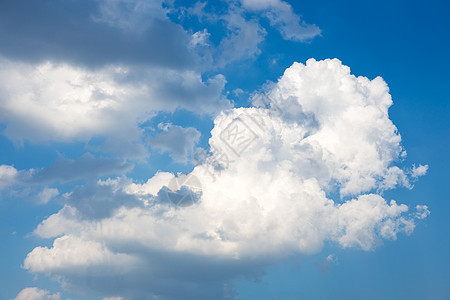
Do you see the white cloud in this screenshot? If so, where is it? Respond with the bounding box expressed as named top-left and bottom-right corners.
top-left (416, 205), bottom-right (430, 219)
top-left (412, 164), bottom-right (429, 178)
top-left (0, 58), bottom-right (230, 146)
top-left (37, 188), bottom-right (59, 205)
top-left (0, 154), bottom-right (133, 192)
top-left (14, 287), bottom-right (60, 300)
top-left (215, 5), bottom-right (267, 66)
top-left (265, 58), bottom-right (409, 196)
top-left (23, 59), bottom-right (428, 299)
top-left (185, 0), bottom-right (319, 67)
top-left (24, 235), bottom-right (140, 274)
top-left (0, 164), bottom-right (18, 189)
top-left (190, 29), bottom-right (211, 47)
top-left (240, 0), bottom-right (321, 41)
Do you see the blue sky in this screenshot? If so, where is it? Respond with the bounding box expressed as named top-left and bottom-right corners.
top-left (0, 0), bottom-right (449, 299)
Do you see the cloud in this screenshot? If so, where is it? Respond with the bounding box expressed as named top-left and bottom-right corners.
top-left (0, 0), bottom-right (319, 154)
top-left (1, 154), bottom-right (132, 186)
top-left (0, 164), bottom-right (18, 189)
top-left (37, 188), bottom-right (59, 205)
top-left (0, 58), bottom-right (230, 145)
top-left (0, 0), bottom-right (195, 68)
top-left (26, 153), bottom-right (133, 184)
top-left (148, 124), bottom-right (201, 163)
top-left (215, 4), bottom-right (267, 66)
top-left (412, 164), bottom-right (429, 178)
top-left (240, 0), bottom-right (321, 41)
top-left (14, 287), bottom-right (60, 300)
top-left (0, 0), bottom-right (318, 73)
top-left (264, 58), bottom-right (412, 195)
top-left (416, 205), bottom-right (430, 220)
top-left (93, 0), bottom-right (169, 33)
top-left (62, 180), bottom-right (143, 220)
top-left (23, 59), bottom-right (428, 299)
top-left (190, 29), bottom-right (211, 47)
top-left (185, 0), bottom-right (320, 68)
top-left (0, 154), bottom-right (133, 204)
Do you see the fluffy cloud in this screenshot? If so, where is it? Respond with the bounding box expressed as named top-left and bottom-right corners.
top-left (264, 58), bottom-right (410, 195)
top-left (0, 0), bottom-right (319, 152)
top-left (24, 59), bottom-right (428, 299)
top-left (0, 58), bottom-right (230, 145)
top-left (14, 287), bottom-right (60, 300)
top-left (412, 164), bottom-right (429, 178)
top-left (315, 254), bottom-right (337, 273)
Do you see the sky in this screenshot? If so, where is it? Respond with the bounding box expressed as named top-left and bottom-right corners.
top-left (0, 0), bottom-right (449, 299)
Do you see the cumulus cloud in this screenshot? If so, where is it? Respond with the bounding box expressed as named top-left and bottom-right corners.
top-left (14, 287), bottom-right (60, 300)
top-left (264, 58), bottom-right (412, 195)
top-left (24, 59), bottom-right (428, 299)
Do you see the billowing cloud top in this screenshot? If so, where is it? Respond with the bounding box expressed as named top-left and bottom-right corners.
top-left (23, 59), bottom-right (428, 299)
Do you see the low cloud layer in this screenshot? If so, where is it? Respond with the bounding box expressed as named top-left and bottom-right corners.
top-left (23, 59), bottom-right (428, 299)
